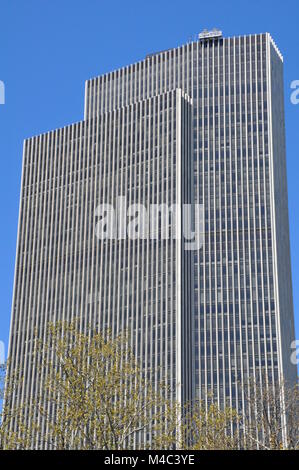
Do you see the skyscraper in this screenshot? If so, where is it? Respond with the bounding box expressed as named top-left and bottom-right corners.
top-left (8, 30), bottom-right (296, 443)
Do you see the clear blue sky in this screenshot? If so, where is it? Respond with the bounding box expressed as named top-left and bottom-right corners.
top-left (0, 0), bottom-right (298, 359)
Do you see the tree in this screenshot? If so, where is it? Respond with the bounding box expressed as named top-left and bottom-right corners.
top-left (240, 374), bottom-right (299, 449)
top-left (0, 362), bottom-right (4, 403)
top-left (1, 321), bottom-right (298, 450)
top-left (184, 399), bottom-right (240, 450)
top-left (0, 361), bottom-right (39, 449)
top-left (1, 321), bottom-right (181, 450)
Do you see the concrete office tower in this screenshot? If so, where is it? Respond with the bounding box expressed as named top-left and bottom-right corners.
top-left (8, 31), bottom-right (296, 443)
top-left (8, 89), bottom-right (195, 436)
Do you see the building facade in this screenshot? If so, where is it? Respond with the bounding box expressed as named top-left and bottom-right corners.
top-left (8, 31), bottom-right (296, 442)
